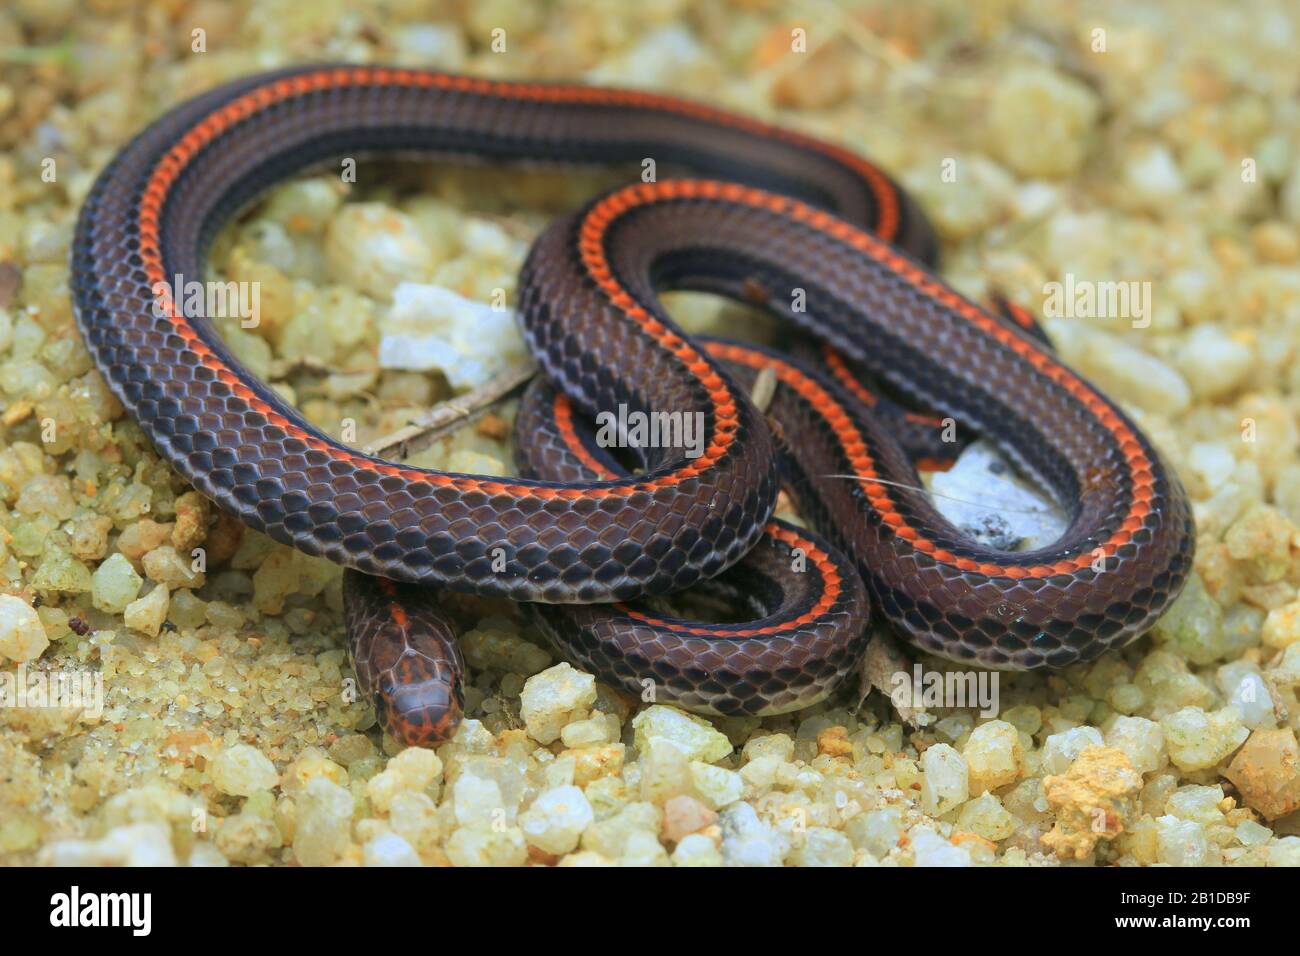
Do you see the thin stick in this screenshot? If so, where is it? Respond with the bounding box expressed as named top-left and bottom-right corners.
top-left (365, 359), bottom-right (539, 460)
top-left (820, 472), bottom-right (1059, 517)
top-left (750, 365), bottom-right (778, 413)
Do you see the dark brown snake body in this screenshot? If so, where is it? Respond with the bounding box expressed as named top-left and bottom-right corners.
top-left (70, 65), bottom-right (1194, 745)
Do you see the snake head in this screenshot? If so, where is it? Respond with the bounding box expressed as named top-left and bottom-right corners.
top-left (379, 672), bottom-right (463, 748)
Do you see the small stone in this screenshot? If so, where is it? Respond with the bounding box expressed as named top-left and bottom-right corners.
top-left (117, 519), bottom-right (172, 561)
top-left (672, 832), bottom-right (724, 867)
top-left (171, 491), bottom-right (210, 551)
top-left (281, 748), bottom-right (348, 794)
top-left (0, 813), bottom-right (39, 853)
top-left (1175, 325), bottom-right (1253, 401)
top-left (362, 832), bottom-right (422, 867)
top-left (688, 761), bottom-right (744, 810)
top-left (1104, 716), bottom-right (1166, 775)
top-left (366, 747), bottom-right (442, 813)
top-left (1165, 785), bottom-right (1226, 827)
top-left (816, 725), bottom-right (853, 757)
top-left (920, 744), bottom-right (969, 816)
top-left (909, 828), bottom-right (972, 867)
top-left (214, 813), bottom-right (281, 864)
top-left (1048, 321), bottom-right (1190, 415)
top-left (1041, 726), bottom-right (1105, 774)
top-left (844, 807), bottom-right (903, 858)
top-left (1120, 143), bottom-right (1186, 212)
top-left (518, 786), bottom-right (593, 855)
top-left (1251, 221), bottom-right (1299, 263)
top-left (250, 549), bottom-right (300, 615)
top-left (620, 829), bottom-right (670, 866)
top-left (1216, 663), bottom-right (1276, 728)
top-left (1235, 819), bottom-right (1273, 846)
top-left (1135, 650), bottom-right (1216, 718)
top-left (632, 705), bottom-right (733, 763)
top-left (769, 41), bottom-right (854, 110)
top-left (789, 827), bottom-right (854, 867)
top-left (1150, 573), bottom-right (1228, 664)
top-left (210, 743), bottom-right (279, 797)
top-left (1225, 505), bottom-right (1294, 585)
top-left (167, 589), bottom-right (208, 630)
top-left (446, 717), bottom-right (495, 753)
top-left (445, 826), bottom-right (527, 867)
top-left (1161, 706), bottom-right (1249, 771)
top-left (123, 583), bottom-right (169, 637)
top-left (987, 65), bottom-right (1099, 178)
top-left (962, 720), bottom-right (1023, 793)
top-left (955, 792), bottom-right (1017, 842)
top-left (326, 205), bottom-right (433, 300)
top-left (541, 754), bottom-right (576, 790)
top-left (561, 743), bottom-right (625, 787)
top-left (16, 475), bottom-right (76, 520)
top-left (581, 802), bottom-right (661, 859)
top-left (639, 736), bottom-right (693, 805)
top-left (1003, 707), bottom-right (1045, 738)
top-left (142, 545), bottom-right (205, 589)
top-left (0, 593), bottom-right (48, 662)
top-left (292, 778), bottom-right (354, 866)
top-left (67, 514), bottom-right (113, 562)
top-left (388, 791), bottom-right (445, 858)
top-left (1261, 599), bottom-right (1300, 650)
top-left (1040, 746), bottom-right (1142, 860)
top-left (90, 552), bottom-right (143, 614)
top-left (380, 282), bottom-right (529, 389)
top-left (41, 823), bottom-right (178, 867)
top-left (452, 773), bottom-right (509, 830)
top-left (327, 733), bottom-right (377, 768)
top-left (1154, 815), bottom-right (1210, 866)
top-left (1270, 837), bottom-right (1300, 866)
top-left (460, 621), bottom-right (551, 674)
top-left (1222, 728), bottom-right (1300, 820)
top-left (933, 714), bottom-right (975, 745)
top-left (741, 734), bottom-right (794, 763)
top-left (1271, 644), bottom-right (1300, 689)
top-left (661, 794), bottom-right (717, 844)
top-left (893, 757), bottom-right (921, 792)
top-left (740, 755), bottom-right (785, 792)
top-left (557, 850), bottom-right (615, 867)
top-left (559, 715), bottom-right (616, 748)
top-left (520, 663), bottom-right (597, 744)
top-left (719, 802), bottom-right (786, 867)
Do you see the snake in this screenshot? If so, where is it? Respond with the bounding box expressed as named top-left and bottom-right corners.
top-left (70, 64), bottom-right (1195, 747)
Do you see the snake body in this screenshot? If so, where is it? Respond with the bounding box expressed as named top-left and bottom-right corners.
top-left (71, 65), bottom-right (1194, 746)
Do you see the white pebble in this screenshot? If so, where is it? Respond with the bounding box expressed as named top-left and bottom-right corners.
top-left (1041, 726), bottom-right (1105, 774)
top-left (520, 663), bottom-right (597, 745)
top-left (362, 832), bottom-right (422, 867)
top-left (920, 744), bottom-right (969, 816)
top-left (1216, 663), bottom-right (1276, 729)
top-left (518, 786), bottom-right (593, 855)
top-left (1176, 325), bottom-right (1253, 400)
top-left (910, 828), bottom-right (972, 867)
top-left (0, 593), bottom-right (48, 662)
top-left (210, 744), bottom-right (279, 797)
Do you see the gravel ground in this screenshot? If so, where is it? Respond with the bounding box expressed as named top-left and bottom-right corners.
top-left (2, 0), bottom-right (1300, 867)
